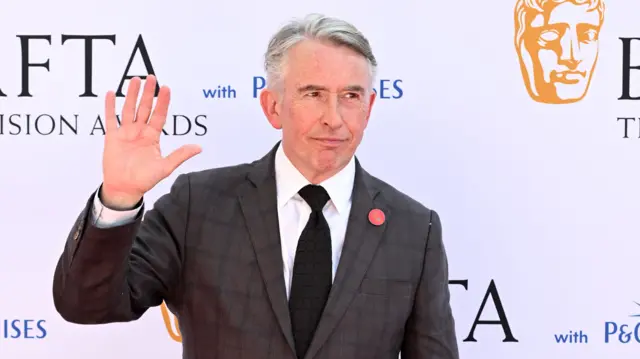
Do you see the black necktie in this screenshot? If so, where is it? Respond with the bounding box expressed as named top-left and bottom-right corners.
top-left (289, 184), bottom-right (332, 359)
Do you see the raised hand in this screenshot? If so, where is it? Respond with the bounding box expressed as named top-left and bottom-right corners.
top-left (100, 75), bottom-right (201, 209)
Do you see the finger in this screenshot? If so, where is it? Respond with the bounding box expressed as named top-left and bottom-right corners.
top-left (121, 77), bottom-right (142, 124)
top-left (162, 144), bottom-right (202, 176)
top-left (104, 91), bottom-right (117, 133)
top-left (135, 75), bottom-right (157, 125)
top-left (148, 85), bottom-right (171, 132)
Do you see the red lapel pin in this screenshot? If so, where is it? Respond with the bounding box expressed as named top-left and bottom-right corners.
top-left (368, 209), bottom-right (385, 226)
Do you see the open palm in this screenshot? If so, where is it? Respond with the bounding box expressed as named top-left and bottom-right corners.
top-left (101, 76), bottom-right (201, 208)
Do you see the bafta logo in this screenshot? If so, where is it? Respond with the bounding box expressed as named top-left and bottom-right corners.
top-left (160, 302), bottom-right (182, 342)
top-left (514, 0), bottom-right (605, 104)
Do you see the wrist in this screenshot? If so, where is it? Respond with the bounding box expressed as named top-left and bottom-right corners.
top-left (99, 185), bottom-right (142, 210)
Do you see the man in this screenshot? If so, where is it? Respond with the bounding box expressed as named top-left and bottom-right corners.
top-left (53, 14), bottom-right (459, 359)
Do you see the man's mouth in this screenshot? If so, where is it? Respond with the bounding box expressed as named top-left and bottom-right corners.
top-left (311, 137), bottom-right (346, 147)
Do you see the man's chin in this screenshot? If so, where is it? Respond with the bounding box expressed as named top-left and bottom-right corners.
top-left (312, 153), bottom-right (343, 171)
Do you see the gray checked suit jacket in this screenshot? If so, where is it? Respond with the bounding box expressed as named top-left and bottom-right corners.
top-left (52, 143), bottom-right (459, 359)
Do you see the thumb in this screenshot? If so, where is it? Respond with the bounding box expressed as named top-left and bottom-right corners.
top-left (162, 144), bottom-right (202, 176)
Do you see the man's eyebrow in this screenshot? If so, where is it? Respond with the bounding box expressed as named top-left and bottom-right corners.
top-left (296, 84), bottom-right (366, 93)
top-left (344, 85), bottom-right (365, 93)
top-left (297, 84), bottom-right (328, 92)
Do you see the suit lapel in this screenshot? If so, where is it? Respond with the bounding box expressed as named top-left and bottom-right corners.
top-left (304, 160), bottom-right (389, 359)
top-left (238, 143), bottom-right (296, 354)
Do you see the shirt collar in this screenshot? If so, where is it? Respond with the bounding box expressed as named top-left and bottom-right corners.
top-left (275, 143), bottom-right (355, 215)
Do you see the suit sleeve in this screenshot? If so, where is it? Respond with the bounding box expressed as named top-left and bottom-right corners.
top-left (52, 174), bottom-right (190, 324)
top-left (91, 185), bottom-right (142, 228)
top-left (401, 209), bottom-right (460, 359)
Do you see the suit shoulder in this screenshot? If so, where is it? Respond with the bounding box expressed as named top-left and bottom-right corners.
top-left (367, 174), bottom-right (435, 218)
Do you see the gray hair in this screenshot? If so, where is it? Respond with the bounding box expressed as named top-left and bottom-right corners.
top-left (264, 14), bottom-right (377, 90)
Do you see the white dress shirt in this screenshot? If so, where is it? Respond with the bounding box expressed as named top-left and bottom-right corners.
top-left (91, 144), bottom-right (356, 299)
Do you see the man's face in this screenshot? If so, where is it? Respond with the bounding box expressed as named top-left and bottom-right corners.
top-left (262, 39), bottom-right (376, 181)
top-left (520, 2), bottom-right (601, 104)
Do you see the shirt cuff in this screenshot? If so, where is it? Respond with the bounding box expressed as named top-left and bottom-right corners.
top-left (91, 186), bottom-right (143, 229)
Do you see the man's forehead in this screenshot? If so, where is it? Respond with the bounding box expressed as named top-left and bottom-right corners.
top-left (286, 40), bottom-right (369, 70)
top-left (529, 3), bottom-right (601, 27)
top-left (283, 56), bottom-right (370, 89)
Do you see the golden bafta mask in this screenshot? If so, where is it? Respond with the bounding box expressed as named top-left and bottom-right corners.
top-left (514, 0), bottom-right (605, 104)
top-left (160, 302), bottom-right (182, 342)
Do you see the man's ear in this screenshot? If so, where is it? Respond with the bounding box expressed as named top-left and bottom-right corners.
top-left (260, 88), bottom-right (282, 129)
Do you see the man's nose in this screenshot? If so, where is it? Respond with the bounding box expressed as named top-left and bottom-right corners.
top-left (322, 96), bottom-right (344, 129)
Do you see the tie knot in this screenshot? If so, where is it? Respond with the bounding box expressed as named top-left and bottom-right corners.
top-left (298, 185), bottom-right (330, 212)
